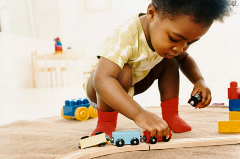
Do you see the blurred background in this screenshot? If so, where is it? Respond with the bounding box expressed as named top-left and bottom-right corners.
top-left (0, 0), bottom-right (239, 125)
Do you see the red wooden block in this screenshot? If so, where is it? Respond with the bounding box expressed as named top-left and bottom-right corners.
top-left (228, 81), bottom-right (240, 99)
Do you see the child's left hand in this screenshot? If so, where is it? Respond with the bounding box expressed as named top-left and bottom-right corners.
top-left (191, 79), bottom-right (211, 109)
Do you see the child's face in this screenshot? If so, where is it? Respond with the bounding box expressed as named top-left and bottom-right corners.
top-left (146, 6), bottom-right (211, 59)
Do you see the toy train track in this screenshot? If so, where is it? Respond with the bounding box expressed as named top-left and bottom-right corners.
top-left (56, 135), bottom-right (240, 159)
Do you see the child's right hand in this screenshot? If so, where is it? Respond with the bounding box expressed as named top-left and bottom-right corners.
top-left (134, 110), bottom-right (170, 138)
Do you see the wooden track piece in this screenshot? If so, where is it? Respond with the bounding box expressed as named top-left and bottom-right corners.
top-left (89, 143), bottom-right (149, 158)
top-left (56, 136), bottom-right (240, 159)
top-left (150, 136), bottom-right (240, 150)
top-left (55, 143), bottom-right (149, 159)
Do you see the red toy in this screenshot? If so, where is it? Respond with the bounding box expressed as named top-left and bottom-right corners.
top-left (54, 37), bottom-right (63, 54)
top-left (142, 129), bottom-right (172, 144)
top-left (228, 81), bottom-right (240, 99)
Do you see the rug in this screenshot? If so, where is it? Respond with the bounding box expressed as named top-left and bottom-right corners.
top-left (0, 105), bottom-right (239, 159)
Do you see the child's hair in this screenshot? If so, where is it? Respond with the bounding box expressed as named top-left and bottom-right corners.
top-left (152, 0), bottom-right (235, 25)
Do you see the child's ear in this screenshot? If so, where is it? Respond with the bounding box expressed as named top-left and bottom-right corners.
top-left (147, 3), bottom-right (157, 22)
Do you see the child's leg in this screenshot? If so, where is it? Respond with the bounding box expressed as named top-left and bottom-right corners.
top-left (157, 58), bottom-right (191, 133)
top-left (134, 58), bottom-right (191, 133)
top-left (86, 64), bottom-right (132, 137)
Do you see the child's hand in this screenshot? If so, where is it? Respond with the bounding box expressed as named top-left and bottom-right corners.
top-left (191, 79), bottom-right (211, 109)
top-left (134, 110), bottom-right (170, 138)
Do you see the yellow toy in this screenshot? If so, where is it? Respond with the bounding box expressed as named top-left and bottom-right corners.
top-left (61, 98), bottom-right (97, 121)
top-left (229, 111), bottom-right (240, 120)
top-left (218, 81), bottom-right (240, 133)
top-left (78, 132), bottom-right (110, 149)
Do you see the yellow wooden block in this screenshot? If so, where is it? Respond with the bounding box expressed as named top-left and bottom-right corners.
top-left (229, 111), bottom-right (240, 120)
top-left (218, 121), bottom-right (240, 133)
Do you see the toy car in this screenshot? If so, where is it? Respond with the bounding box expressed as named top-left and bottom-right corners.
top-left (78, 132), bottom-right (110, 149)
top-left (61, 98), bottom-right (97, 121)
top-left (110, 130), bottom-right (141, 147)
top-left (188, 93), bottom-right (202, 107)
top-left (142, 129), bottom-right (172, 144)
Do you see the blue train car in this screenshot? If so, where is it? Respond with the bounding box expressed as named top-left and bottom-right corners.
top-left (111, 130), bottom-right (141, 147)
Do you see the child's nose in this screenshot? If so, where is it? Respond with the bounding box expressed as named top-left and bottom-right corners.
top-left (172, 43), bottom-right (188, 53)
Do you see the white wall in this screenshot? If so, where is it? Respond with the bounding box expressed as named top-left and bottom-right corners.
top-left (59, 0), bottom-right (150, 54)
top-left (0, 32), bottom-right (54, 90)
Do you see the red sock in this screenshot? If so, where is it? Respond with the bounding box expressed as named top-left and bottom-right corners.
top-left (91, 107), bottom-right (118, 138)
top-left (161, 97), bottom-right (191, 133)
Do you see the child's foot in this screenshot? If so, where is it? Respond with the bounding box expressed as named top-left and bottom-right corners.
top-left (161, 97), bottom-right (191, 133)
top-left (91, 107), bottom-right (118, 137)
top-left (162, 114), bottom-right (191, 133)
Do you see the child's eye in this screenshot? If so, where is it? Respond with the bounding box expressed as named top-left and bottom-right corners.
top-left (169, 35), bottom-right (179, 42)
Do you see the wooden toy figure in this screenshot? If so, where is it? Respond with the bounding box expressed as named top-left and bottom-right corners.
top-left (55, 37), bottom-right (62, 54)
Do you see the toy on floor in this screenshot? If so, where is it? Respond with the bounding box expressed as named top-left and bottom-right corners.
top-left (61, 98), bottom-right (97, 121)
top-left (142, 129), bottom-right (172, 144)
top-left (54, 37), bottom-right (62, 54)
top-left (110, 130), bottom-right (141, 147)
top-left (188, 93), bottom-right (202, 107)
top-left (78, 132), bottom-right (110, 149)
top-left (218, 81), bottom-right (240, 133)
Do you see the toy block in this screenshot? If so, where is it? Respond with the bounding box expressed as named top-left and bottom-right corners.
top-left (218, 121), bottom-right (240, 133)
top-left (228, 81), bottom-right (240, 99)
top-left (54, 37), bottom-right (63, 54)
top-left (229, 111), bottom-right (240, 120)
top-left (63, 98), bottom-right (90, 117)
top-left (229, 99), bottom-right (240, 111)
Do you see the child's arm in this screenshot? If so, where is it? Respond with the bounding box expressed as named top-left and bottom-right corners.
top-left (177, 52), bottom-right (212, 108)
top-left (93, 57), bottom-right (169, 138)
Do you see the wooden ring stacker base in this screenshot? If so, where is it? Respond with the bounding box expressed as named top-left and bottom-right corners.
top-left (56, 135), bottom-right (240, 159)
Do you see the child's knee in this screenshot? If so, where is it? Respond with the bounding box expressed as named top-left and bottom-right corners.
top-left (86, 72), bottom-right (97, 104)
top-left (118, 64), bottom-right (132, 91)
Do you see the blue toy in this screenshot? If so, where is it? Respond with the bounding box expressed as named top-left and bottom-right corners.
top-left (110, 130), bottom-right (141, 147)
top-left (54, 37), bottom-right (62, 54)
top-left (61, 98), bottom-right (97, 121)
top-left (229, 99), bottom-right (240, 111)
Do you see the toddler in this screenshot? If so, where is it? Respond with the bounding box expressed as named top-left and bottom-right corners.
top-left (83, 0), bottom-right (233, 137)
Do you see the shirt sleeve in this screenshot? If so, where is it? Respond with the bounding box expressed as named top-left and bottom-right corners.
top-left (97, 28), bottom-right (135, 69)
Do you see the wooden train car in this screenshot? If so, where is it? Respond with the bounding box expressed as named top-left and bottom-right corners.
top-left (78, 132), bottom-right (110, 149)
top-left (110, 130), bottom-right (141, 147)
top-left (142, 129), bottom-right (172, 144)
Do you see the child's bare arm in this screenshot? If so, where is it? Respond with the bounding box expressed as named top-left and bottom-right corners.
top-left (177, 52), bottom-right (211, 108)
top-left (93, 57), bottom-right (169, 137)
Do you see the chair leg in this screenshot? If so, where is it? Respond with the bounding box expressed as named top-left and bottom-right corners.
top-left (55, 69), bottom-right (58, 87)
top-left (61, 69), bottom-right (64, 87)
top-left (50, 70), bottom-right (53, 87)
